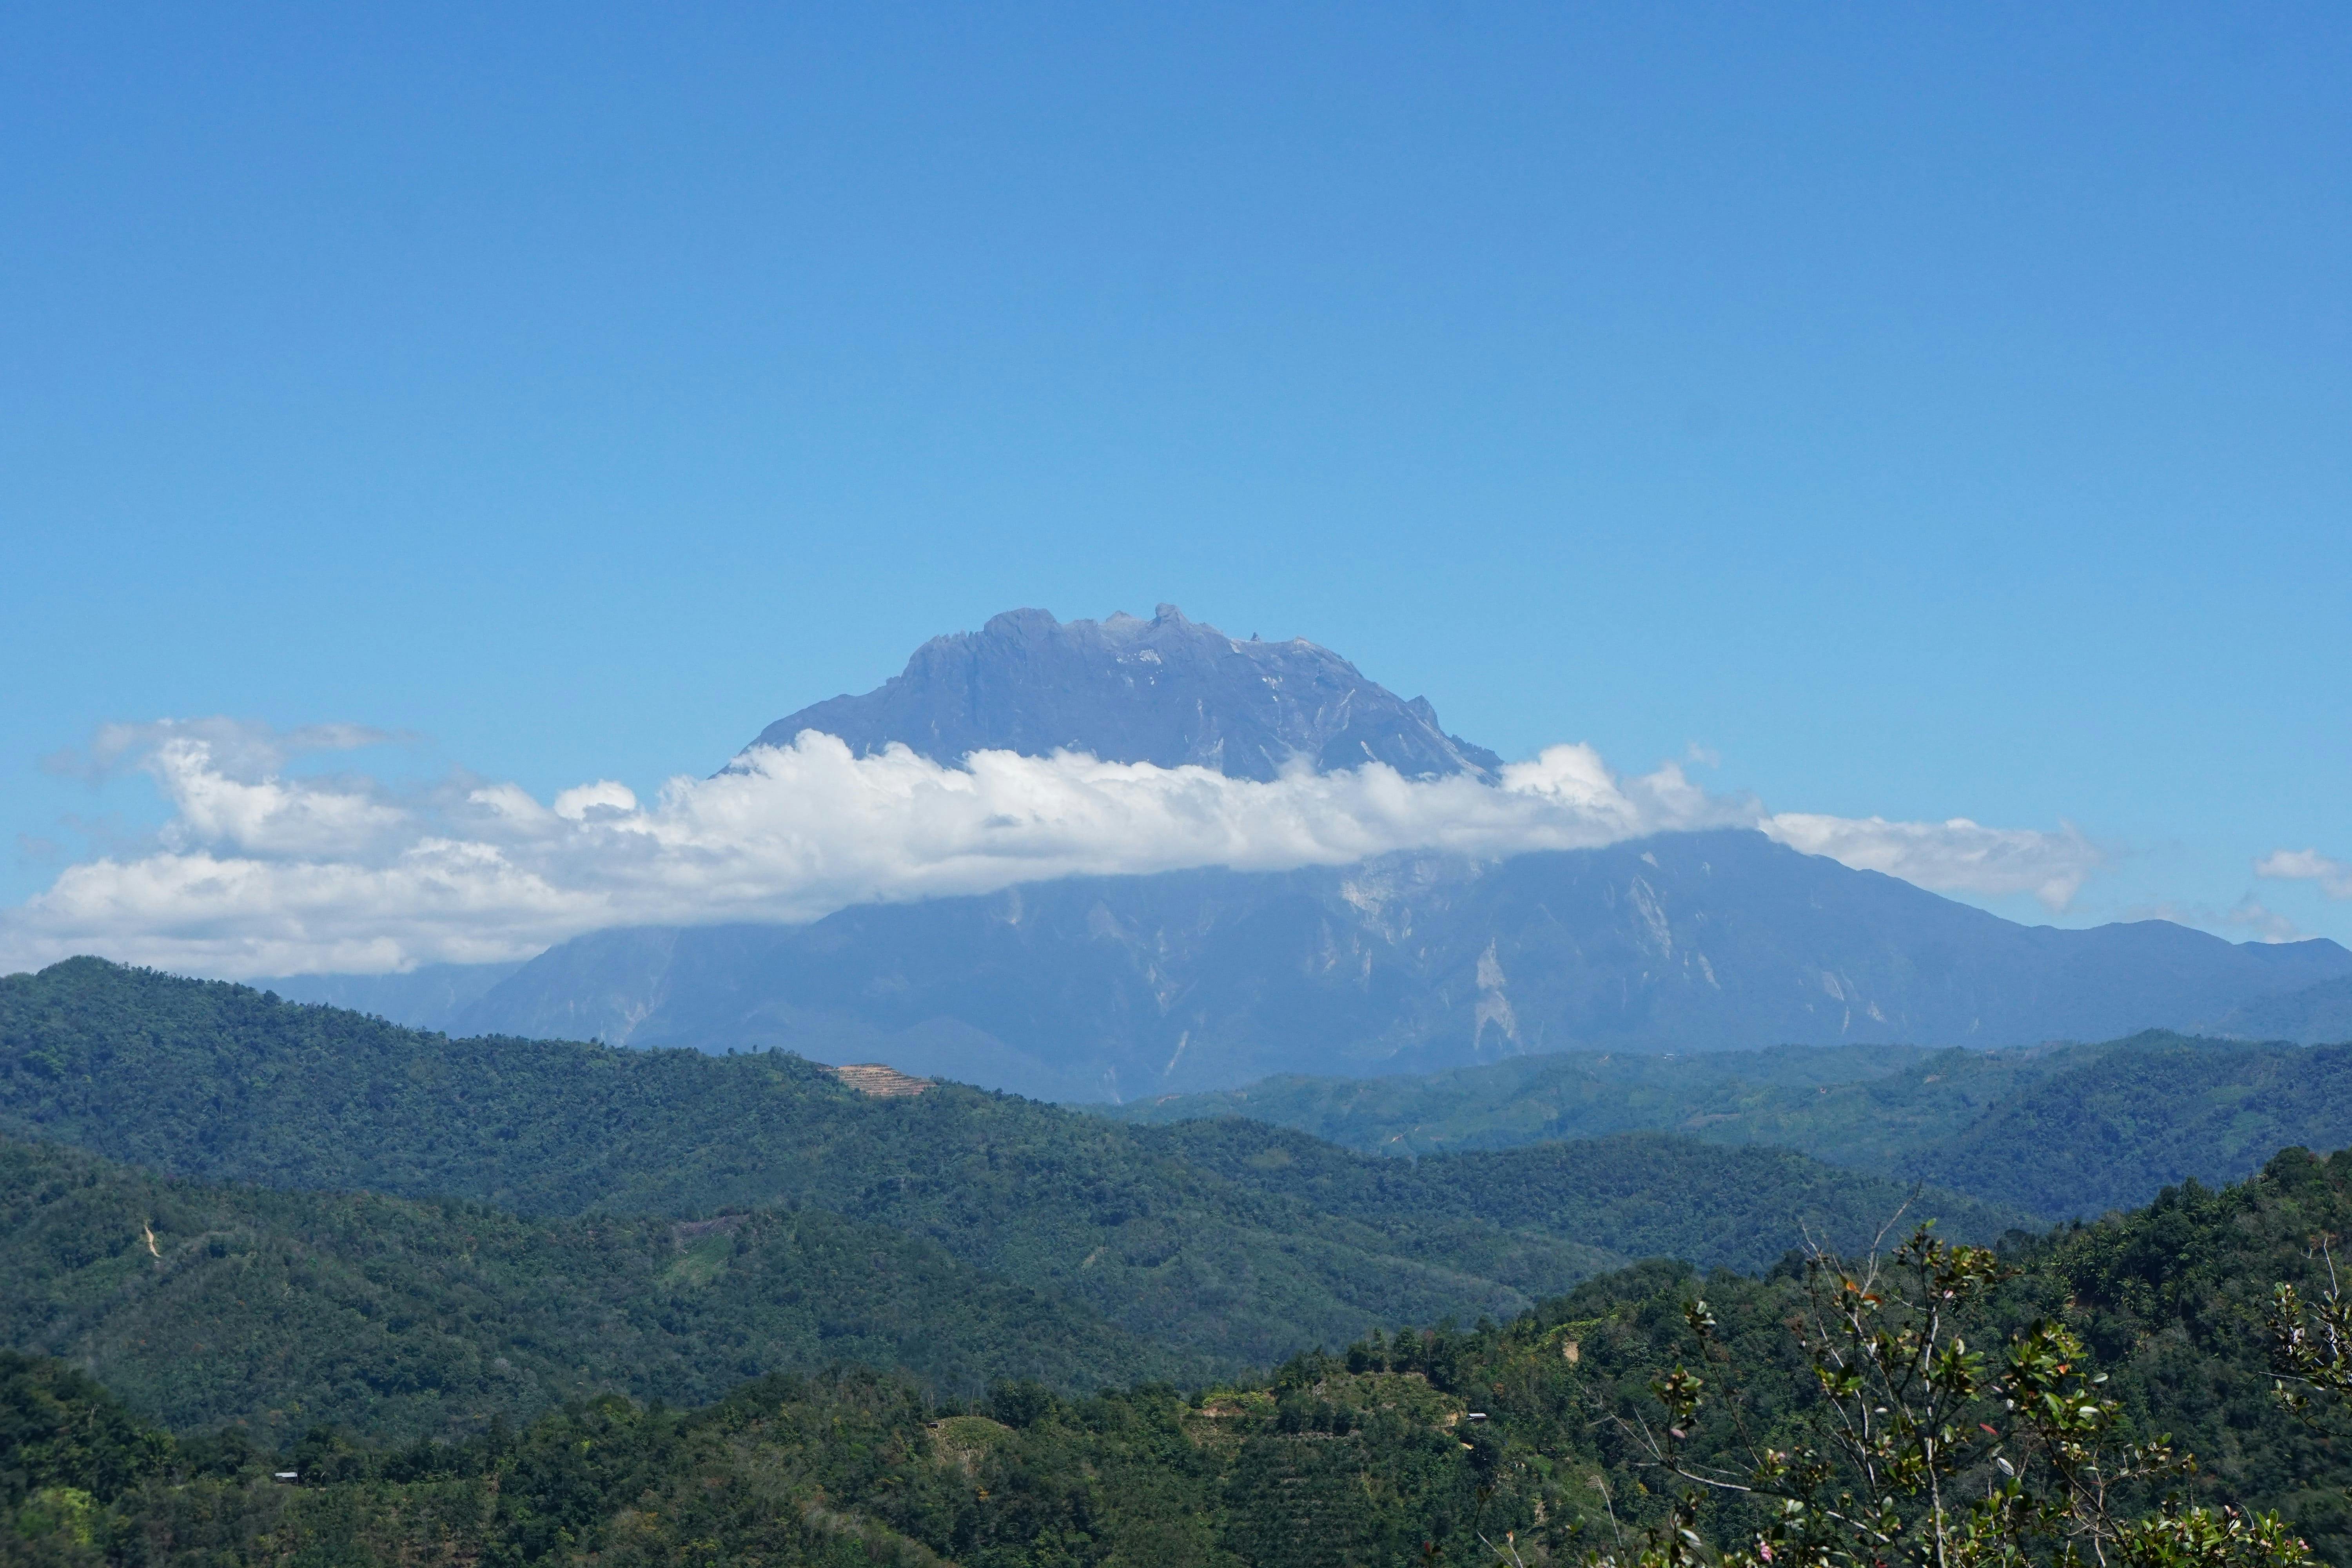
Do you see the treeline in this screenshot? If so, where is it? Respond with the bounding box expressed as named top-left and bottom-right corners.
top-left (10, 1146), bottom-right (2352, 1566)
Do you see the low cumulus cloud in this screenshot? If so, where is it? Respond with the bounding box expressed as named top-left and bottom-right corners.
top-left (1759, 813), bottom-right (2105, 913)
top-left (0, 720), bottom-right (2109, 977)
top-left (2256, 848), bottom-right (2352, 900)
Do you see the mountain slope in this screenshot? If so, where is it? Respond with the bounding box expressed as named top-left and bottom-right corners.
top-left (1904, 1038), bottom-right (2352, 1216)
top-left (0, 1120), bottom-right (2018, 1448)
top-left (252, 959), bottom-right (525, 1033)
top-left (1105, 1033), bottom-right (2352, 1223)
top-left (743, 603), bottom-right (1501, 780)
top-left (1126, 1118), bottom-right (2028, 1274)
top-left (2207, 972), bottom-right (2352, 1043)
top-left (0, 1135), bottom-right (1182, 1443)
top-left (0, 960), bottom-right (1596, 1371)
top-left (454, 831), bottom-right (2352, 1097)
top-left (0, 962), bottom-right (2036, 1354)
top-left (22, 1148), bottom-right (2352, 1566)
top-left (1096, 1042), bottom-right (2027, 1156)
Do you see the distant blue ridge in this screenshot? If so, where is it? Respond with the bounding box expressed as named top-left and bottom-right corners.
top-left (446, 831), bottom-right (2349, 1101)
top-left (281, 607), bottom-right (2352, 1094)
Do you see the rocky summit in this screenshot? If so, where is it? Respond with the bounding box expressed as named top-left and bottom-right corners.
top-left (740, 604), bottom-right (1501, 781)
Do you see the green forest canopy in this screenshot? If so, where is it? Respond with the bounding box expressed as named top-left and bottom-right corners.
top-left (8, 1147), bottom-right (2351, 1567)
top-left (0, 959), bottom-right (2022, 1372)
top-left (1097, 1031), bottom-right (2352, 1218)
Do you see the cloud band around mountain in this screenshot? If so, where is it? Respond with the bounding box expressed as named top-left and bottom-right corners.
top-left (0, 721), bottom-right (2108, 978)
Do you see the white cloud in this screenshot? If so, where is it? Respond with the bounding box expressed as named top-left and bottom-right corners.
top-left (44, 717), bottom-right (397, 783)
top-left (552, 781), bottom-right (639, 821)
top-left (2120, 897), bottom-right (2306, 944)
top-left (2221, 898), bottom-right (2303, 942)
top-left (2256, 848), bottom-right (2352, 900)
top-left (147, 735), bottom-right (413, 858)
top-left (1760, 813), bottom-right (2105, 913)
top-left (0, 722), bottom-right (2115, 978)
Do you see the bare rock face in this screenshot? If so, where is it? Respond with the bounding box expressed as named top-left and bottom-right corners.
top-left (740, 604), bottom-right (1500, 781)
top-left (825, 1063), bottom-right (933, 1098)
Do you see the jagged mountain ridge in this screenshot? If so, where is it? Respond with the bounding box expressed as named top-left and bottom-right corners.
top-left (741, 603), bottom-right (1501, 780)
top-left (453, 829), bottom-right (2352, 1101)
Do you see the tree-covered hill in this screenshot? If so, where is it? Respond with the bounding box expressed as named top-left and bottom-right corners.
top-left (1099, 1031), bottom-right (2352, 1220)
top-left (1094, 1041), bottom-right (2018, 1157)
top-left (0, 1134), bottom-right (1185, 1443)
top-left (0, 1123), bottom-right (2018, 1449)
top-left (2212, 973), bottom-right (2352, 1044)
top-left (1136, 1118), bottom-right (2029, 1274)
top-left (1903, 1037), bottom-right (2352, 1216)
top-left (11, 1147), bottom-right (2352, 1567)
top-left (0, 958), bottom-right (1605, 1370)
top-left (0, 960), bottom-right (2022, 1370)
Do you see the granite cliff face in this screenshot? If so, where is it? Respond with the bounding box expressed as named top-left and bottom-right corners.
top-left (742, 604), bottom-right (1501, 780)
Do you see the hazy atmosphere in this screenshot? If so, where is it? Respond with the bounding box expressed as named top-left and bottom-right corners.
top-left (6, 13), bottom-right (2352, 1568)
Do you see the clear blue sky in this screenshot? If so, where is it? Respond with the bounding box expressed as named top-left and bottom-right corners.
top-left (4, 4), bottom-right (2347, 946)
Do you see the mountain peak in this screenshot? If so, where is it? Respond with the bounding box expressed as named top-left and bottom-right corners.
top-left (742, 606), bottom-right (1500, 782)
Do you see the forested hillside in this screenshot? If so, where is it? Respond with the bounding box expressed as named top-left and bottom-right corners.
top-left (9, 1147), bottom-right (2349, 1567)
top-left (0, 1118), bottom-right (2029, 1447)
top-left (0, 1135), bottom-right (1184, 1443)
top-left (1904, 1038), bottom-right (2352, 1214)
top-left (0, 960), bottom-right (2020, 1372)
top-left (1104, 1032), bottom-right (2352, 1220)
top-left (1098, 1041), bottom-right (2015, 1156)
